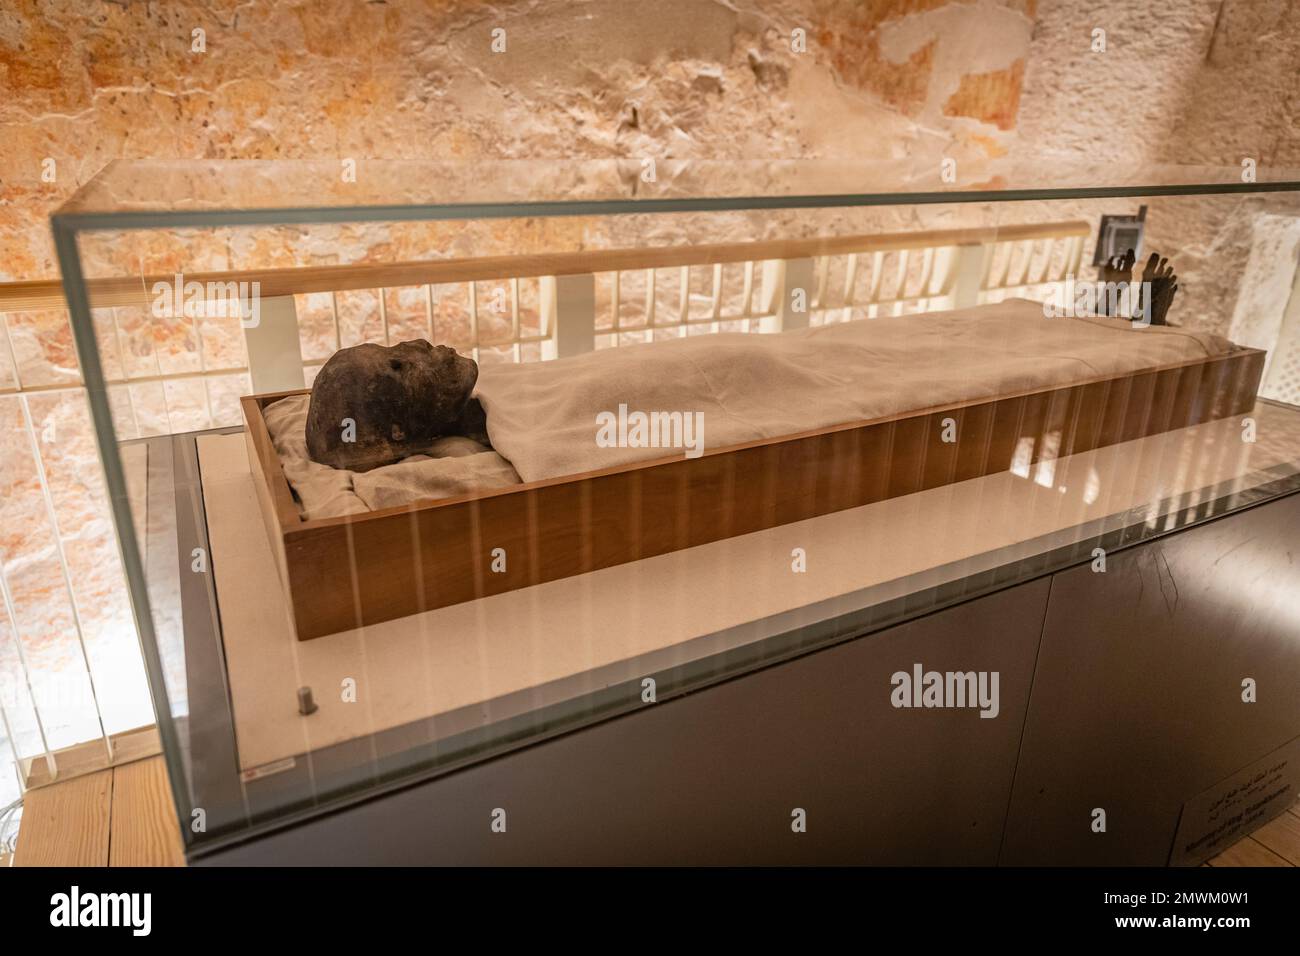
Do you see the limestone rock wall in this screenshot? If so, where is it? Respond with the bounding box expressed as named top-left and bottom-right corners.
top-left (1016, 0), bottom-right (1300, 341)
top-left (0, 0), bottom-right (1298, 775)
top-left (2, 0), bottom-right (1041, 280)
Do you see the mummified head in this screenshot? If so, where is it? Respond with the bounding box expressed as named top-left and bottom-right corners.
top-left (305, 340), bottom-right (478, 472)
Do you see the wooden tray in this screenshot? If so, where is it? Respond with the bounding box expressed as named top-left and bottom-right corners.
top-left (242, 347), bottom-right (1265, 640)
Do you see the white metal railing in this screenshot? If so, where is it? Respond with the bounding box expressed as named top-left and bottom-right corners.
top-left (980, 233), bottom-right (1088, 304)
top-left (0, 220), bottom-right (1092, 795)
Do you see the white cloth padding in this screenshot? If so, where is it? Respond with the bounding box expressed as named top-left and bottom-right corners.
top-left (262, 395), bottom-right (521, 519)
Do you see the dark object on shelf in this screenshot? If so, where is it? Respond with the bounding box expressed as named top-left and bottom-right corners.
top-left (297, 686), bottom-right (318, 716)
top-left (305, 340), bottom-right (479, 472)
top-left (1098, 249), bottom-right (1179, 326)
top-left (1092, 205), bottom-right (1147, 267)
top-left (1097, 247), bottom-right (1137, 317)
top-left (1137, 252), bottom-right (1179, 327)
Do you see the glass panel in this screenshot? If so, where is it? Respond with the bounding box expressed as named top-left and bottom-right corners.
top-left (53, 161), bottom-right (1300, 857)
top-left (54, 158), bottom-right (1300, 219)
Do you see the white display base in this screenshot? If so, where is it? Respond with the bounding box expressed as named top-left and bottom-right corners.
top-left (199, 402), bottom-right (1300, 771)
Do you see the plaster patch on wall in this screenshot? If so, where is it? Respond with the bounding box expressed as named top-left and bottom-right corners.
top-left (876, 0), bottom-right (1032, 126)
top-left (943, 59), bottom-right (1025, 131)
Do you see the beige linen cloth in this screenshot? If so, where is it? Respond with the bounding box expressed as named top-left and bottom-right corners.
top-left (477, 298), bottom-right (1237, 481)
top-left (268, 299), bottom-right (1237, 518)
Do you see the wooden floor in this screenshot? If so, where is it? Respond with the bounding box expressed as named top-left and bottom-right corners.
top-left (12, 755), bottom-right (184, 867)
top-left (9, 747), bottom-right (1298, 866)
top-left (1203, 801), bottom-right (1300, 867)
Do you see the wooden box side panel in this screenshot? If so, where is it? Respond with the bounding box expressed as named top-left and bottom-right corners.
top-left (275, 348), bottom-right (1266, 640)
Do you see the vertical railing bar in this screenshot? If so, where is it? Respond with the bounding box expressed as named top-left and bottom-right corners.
top-left (424, 284), bottom-right (436, 342)
top-left (202, 378), bottom-right (217, 429)
top-left (936, 246), bottom-right (959, 296)
top-left (1045, 237), bottom-right (1062, 285)
top-left (18, 394), bottom-right (112, 764)
top-left (1058, 236), bottom-right (1076, 281)
top-left (0, 552), bottom-right (56, 780)
top-left (510, 277), bottom-right (521, 364)
top-left (987, 241), bottom-right (1008, 290)
top-left (813, 255), bottom-right (829, 309)
top-left (1013, 240), bottom-right (1031, 291)
top-left (843, 253), bottom-right (859, 310)
top-left (330, 291), bottom-right (342, 352)
top-left (471, 282), bottom-right (483, 360)
top-left (892, 249), bottom-right (910, 316)
top-left (121, 382), bottom-right (141, 439)
top-left (609, 271), bottom-right (620, 346)
top-left (125, 383), bottom-right (142, 439)
top-left (709, 263), bottom-right (723, 335)
top-left (200, 362), bottom-right (213, 426)
top-left (677, 265), bottom-right (689, 331)
top-left (868, 251), bottom-right (885, 303)
top-left (1042, 237), bottom-right (1060, 285)
top-left (740, 261), bottom-right (754, 332)
top-left (378, 286), bottom-right (391, 346)
top-left (1014, 239), bottom-right (1035, 288)
top-left (1038, 238), bottom-right (1055, 287)
top-left (1024, 238), bottom-right (1045, 287)
top-left (1002, 241), bottom-right (1019, 290)
top-left (645, 268), bottom-right (656, 343)
top-left (107, 307), bottom-right (131, 387)
top-left (979, 242), bottom-right (994, 291)
top-left (148, 298), bottom-right (165, 380)
top-left (149, 294), bottom-right (176, 432)
top-left (159, 372), bottom-right (175, 435)
top-left (1, 314), bottom-right (24, 391)
top-left (609, 273), bottom-right (622, 347)
top-left (189, 306), bottom-right (208, 373)
top-left (510, 277), bottom-right (521, 341)
top-left (612, 272), bottom-right (624, 334)
top-left (0, 697), bottom-right (26, 793)
top-left (187, 298), bottom-right (215, 426)
top-left (914, 246), bottom-right (936, 311)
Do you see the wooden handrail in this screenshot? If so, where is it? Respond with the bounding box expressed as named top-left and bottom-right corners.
top-left (0, 220), bottom-right (1090, 312)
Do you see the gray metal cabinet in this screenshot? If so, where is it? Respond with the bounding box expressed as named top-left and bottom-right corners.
top-left (1001, 492), bottom-right (1300, 865)
top-left (197, 492), bottom-right (1300, 866)
top-left (202, 577), bottom-right (1050, 865)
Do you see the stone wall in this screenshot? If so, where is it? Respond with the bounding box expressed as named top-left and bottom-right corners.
top-left (1, 0), bottom-right (1043, 280)
top-left (0, 0), bottom-right (1298, 777)
top-left (1016, 0), bottom-right (1300, 353)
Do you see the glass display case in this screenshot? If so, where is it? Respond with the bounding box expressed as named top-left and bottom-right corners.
top-left (51, 159), bottom-right (1300, 862)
